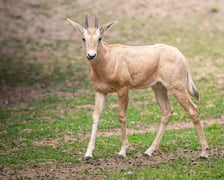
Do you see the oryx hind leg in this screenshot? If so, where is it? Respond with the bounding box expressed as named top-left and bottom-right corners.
top-left (145, 82), bottom-right (173, 156)
top-left (171, 88), bottom-right (209, 158)
top-left (117, 88), bottom-right (129, 158)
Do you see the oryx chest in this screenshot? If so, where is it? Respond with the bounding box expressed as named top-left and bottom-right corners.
top-left (95, 82), bottom-right (109, 91)
top-left (93, 81), bottom-right (120, 93)
top-left (90, 68), bottom-right (128, 93)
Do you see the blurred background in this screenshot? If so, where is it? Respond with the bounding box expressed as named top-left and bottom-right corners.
top-left (0, 0), bottom-right (223, 113)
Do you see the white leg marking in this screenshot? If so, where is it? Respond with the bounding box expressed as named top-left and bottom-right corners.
top-left (118, 122), bottom-right (128, 157)
top-left (84, 92), bottom-right (106, 159)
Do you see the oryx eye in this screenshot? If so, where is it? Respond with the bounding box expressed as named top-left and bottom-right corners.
top-left (99, 37), bottom-right (102, 41)
top-left (82, 38), bottom-right (86, 42)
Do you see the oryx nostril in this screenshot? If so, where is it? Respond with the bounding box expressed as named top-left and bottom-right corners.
top-left (87, 54), bottom-right (96, 60)
top-left (87, 51), bottom-right (97, 60)
top-left (88, 54), bottom-right (96, 58)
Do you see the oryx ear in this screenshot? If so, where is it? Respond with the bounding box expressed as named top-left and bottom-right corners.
top-left (99, 20), bottom-right (117, 34)
top-left (67, 18), bottom-right (84, 33)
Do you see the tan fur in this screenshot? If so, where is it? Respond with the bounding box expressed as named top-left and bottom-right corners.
top-left (67, 18), bottom-right (208, 159)
top-left (91, 42), bottom-right (189, 93)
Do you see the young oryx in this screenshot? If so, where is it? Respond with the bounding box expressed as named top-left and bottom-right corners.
top-left (67, 16), bottom-right (209, 160)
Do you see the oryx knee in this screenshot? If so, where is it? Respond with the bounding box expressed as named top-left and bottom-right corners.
top-left (188, 107), bottom-right (200, 124)
top-left (161, 110), bottom-right (173, 125)
top-left (92, 113), bottom-right (100, 124)
top-left (118, 113), bottom-right (126, 123)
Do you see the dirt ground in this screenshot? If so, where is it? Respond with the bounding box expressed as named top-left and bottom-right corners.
top-left (1, 116), bottom-right (224, 179)
top-left (1, 143), bottom-right (224, 179)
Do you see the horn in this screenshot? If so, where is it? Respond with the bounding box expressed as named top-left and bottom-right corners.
top-left (85, 14), bottom-right (89, 29)
top-left (95, 16), bottom-right (98, 28)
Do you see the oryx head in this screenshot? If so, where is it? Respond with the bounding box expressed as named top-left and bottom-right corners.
top-left (67, 15), bottom-right (117, 61)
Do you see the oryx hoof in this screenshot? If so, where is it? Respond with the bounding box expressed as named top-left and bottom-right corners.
top-left (143, 153), bottom-right (152, 158)
top-left (83, 156), bottom-right (92, 161)
top-left (143, 150), bottom-right (154, 157)
top-left (199, 151), bottom-right (208, 159)
top-left (116, 154), bottom-right (125, 159)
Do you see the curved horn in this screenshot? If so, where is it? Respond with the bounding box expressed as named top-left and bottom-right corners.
top-left (95, 16), bottom-right (98, 28)
top-left (85, 14), bottom-right (89, 29)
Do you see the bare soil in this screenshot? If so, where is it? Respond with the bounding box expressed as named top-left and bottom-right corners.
top-left (0, 84), bottom-right (46, 109)
top-left (1, 146), bottom-right (223, 179)
top-left (3, 116), bottom-right (224, 180)
top-left (0, 116), bottom-right (221, 179)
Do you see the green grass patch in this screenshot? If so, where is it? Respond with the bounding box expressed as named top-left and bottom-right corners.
top-left (109, 157), bottom-right (224, 180)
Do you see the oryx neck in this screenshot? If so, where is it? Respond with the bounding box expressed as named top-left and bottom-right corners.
top-left (89, 41), bottom-right (110, 75)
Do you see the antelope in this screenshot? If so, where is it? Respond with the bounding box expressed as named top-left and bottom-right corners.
top-left (67, 16), bottom-right (209, 160)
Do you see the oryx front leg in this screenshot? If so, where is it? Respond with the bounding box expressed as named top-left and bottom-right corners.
top-left (117, 89), bottom-right (129, 158)
top-left (84, 92), bottom-right (106, 160)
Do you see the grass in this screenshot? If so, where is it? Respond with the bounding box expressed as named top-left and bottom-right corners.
top-left (108, 158), bottom-right (224, 179)
top-left (0, 3), bottom-right (224, 179)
